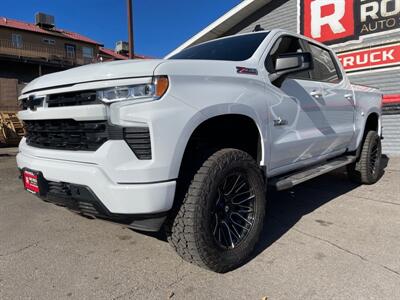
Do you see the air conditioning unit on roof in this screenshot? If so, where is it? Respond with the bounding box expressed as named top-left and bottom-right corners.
top-left (115, 41), bottom-right (129, 54)
top-left (35, 13), bottom-right (55, 29)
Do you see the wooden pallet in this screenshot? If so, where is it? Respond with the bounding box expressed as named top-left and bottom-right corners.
top-left (0, 111), bottom-right (25, 147)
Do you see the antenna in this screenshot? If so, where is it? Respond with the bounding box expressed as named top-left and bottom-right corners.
top-left (253, 24), bottom-right (265, 32)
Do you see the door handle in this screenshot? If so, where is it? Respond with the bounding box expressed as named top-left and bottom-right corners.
top-left (344, 93), bottom-right (354, 100)
top-left (310, 90), bottom-right (323, 99)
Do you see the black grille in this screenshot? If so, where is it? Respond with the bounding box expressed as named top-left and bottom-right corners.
top-left (45, 181), bottom-right (108, 218)
top-left (48, 181), bottom-right (71, 197)
top-left (47, 90), bottom-right (100, 107)
top-left (24, 119), bottom-right (122, 151)
top-left (124, 127), bottom-right (152, 159)
top-left (35, 179), bottom-right (156, 224)
top-left (23, 119), bottom-right (152, 159)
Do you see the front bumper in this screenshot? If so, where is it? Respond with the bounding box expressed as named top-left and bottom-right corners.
top-left (17, 149), bottom-right (176, 217)
top-left (20, 171), bottom-right (168, 231)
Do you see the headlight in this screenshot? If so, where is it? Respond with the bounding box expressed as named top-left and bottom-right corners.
top-left (97, 76), bottom-right (169, 103)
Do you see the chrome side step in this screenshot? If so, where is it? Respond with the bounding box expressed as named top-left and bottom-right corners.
top-left (269, 155), bottom-right (356, 191)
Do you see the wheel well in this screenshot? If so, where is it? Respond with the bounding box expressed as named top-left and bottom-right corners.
top-left (354, 112), bottom-right (379, 158)
top-left (178, 114), bottom-right (262, 182)
top-left (365, 113), bottom-right (379, 133)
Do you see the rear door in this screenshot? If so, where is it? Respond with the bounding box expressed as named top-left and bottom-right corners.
top-left (304, 41), bottom-right (355, 153)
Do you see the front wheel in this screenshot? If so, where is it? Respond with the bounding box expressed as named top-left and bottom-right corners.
top-left (166, 149), bottom-right (266, 273)
top-left (347, 130), bottom-right (382, 184)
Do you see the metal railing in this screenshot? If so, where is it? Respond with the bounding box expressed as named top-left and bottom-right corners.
top-left (0, 39), bottom-right (93, 66)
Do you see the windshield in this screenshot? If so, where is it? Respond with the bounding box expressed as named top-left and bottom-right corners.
top-left (169, 32), bottom-right (269, 61)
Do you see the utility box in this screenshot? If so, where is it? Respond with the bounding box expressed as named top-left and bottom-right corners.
top-left (115, 41), bottom-right (129, 54)
top-left (35, 12), bottom-right (55, 29)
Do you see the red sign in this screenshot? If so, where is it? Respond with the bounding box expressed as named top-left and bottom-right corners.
top-left (23, 170), bottom-right (40, 194)
top-left (299, 0), bottom-right (400, 45)
top-left (337, 43), bottom-right (400, 72)
top-left (383, 94), bottom-right (400, 104)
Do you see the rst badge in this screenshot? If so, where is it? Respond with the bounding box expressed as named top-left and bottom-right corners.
top-left (299, 0), bottom-right (400, 45)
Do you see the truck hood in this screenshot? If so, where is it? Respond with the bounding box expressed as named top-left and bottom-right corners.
top-left (22, 59), bottom-right (166, 94)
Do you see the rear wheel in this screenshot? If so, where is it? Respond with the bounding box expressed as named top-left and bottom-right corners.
top-left (347, 130), bottom-right (382, 184)
top-left (166, 149), bottom-right (266, 273)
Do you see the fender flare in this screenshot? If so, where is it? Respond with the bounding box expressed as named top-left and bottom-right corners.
top-left (168, 103), bottom-right (266, 179)
top-left (355, 109), bottom-right (381, 159)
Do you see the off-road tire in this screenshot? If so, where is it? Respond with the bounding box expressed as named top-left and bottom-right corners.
top-left (347, 130), bottom-right (382, 184)
top-left (165, 149), bottom-right (266, 273)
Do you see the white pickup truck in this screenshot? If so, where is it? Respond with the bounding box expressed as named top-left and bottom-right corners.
top-left (17, 29), bottom-right (382, 272)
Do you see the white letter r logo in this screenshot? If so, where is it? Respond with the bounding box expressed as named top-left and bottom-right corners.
top-left (311, 0), bottom-right (346, 38)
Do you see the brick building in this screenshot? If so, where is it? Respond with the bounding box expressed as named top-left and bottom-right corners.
top-left (0, 13), bottom-right (103, 111)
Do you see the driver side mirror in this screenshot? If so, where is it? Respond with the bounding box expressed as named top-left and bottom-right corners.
top-left (269, 52), bottom-right (313, 85)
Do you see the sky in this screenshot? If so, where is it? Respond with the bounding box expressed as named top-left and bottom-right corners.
top-left (1, 0), bottom-right (242, 58)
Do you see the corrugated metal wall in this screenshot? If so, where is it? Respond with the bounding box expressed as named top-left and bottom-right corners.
top-left (382, 115), bottom-right (400, 156)
top-left (230, 0), bottom-right (400, 155)
top-left (347, 69), bottom-right (400, 95)
top-left (226, 0), bottom-right (298, 35)
top-left (231, 0), bottom-right (400, 95)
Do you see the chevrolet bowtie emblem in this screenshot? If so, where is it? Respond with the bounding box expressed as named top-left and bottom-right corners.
top-left (25, 95), bottom-right (44, 110)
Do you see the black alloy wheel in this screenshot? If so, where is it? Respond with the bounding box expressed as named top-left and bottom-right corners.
top-left (211, 172), bottom-right (256, 249)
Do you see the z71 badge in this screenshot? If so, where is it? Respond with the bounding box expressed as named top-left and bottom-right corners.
top-left (236, 66), bottom-right (258, 75)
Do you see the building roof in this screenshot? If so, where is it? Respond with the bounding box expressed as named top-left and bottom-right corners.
top-left (0, 16), bottom-right (103, 46)
top-left (166, 0), bottom-right (271, 58)
top-left (99, 47), bottom-right (152, 59)
top-left (99, 47), bottom-right (152, 60)
top-left (99, 47), bottom-right (128, 60)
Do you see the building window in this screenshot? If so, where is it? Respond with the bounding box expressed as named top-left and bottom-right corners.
top-left (42, 38), bottom-right (56, 45)
top-left (82, 47), bottom-right (93, 58)
top-left (65, 44), bottom-right (76, 58)
top-left (12, 34), bottom-right (23, 48)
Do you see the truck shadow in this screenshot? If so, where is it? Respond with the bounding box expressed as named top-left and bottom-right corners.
top-left (250, 154), bottom-right (389, 262)
top-left (139, 155), bottom-right (389, 270)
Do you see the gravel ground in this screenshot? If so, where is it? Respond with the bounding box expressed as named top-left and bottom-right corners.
top-left (0, 150), bottom-right (399, 299)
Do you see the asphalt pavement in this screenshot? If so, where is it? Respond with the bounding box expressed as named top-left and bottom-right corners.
top-left (0, 149), bottom-right (399, 299)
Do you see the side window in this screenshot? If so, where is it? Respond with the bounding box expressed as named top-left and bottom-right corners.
top-left (42, 38), bottom-right (55, 45)
top-left (82, 47), bottom-right (94, 64)
top-left (266, 35), bottom-right (310, 80)
top-left (12, 33), bottom-right (23, 48)
top-left (307, 43), bottom-right (341, 83)
top-left (82, 47), bottom-right (93, 59)
top-left (65, 44), bottom-right (76, 59)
